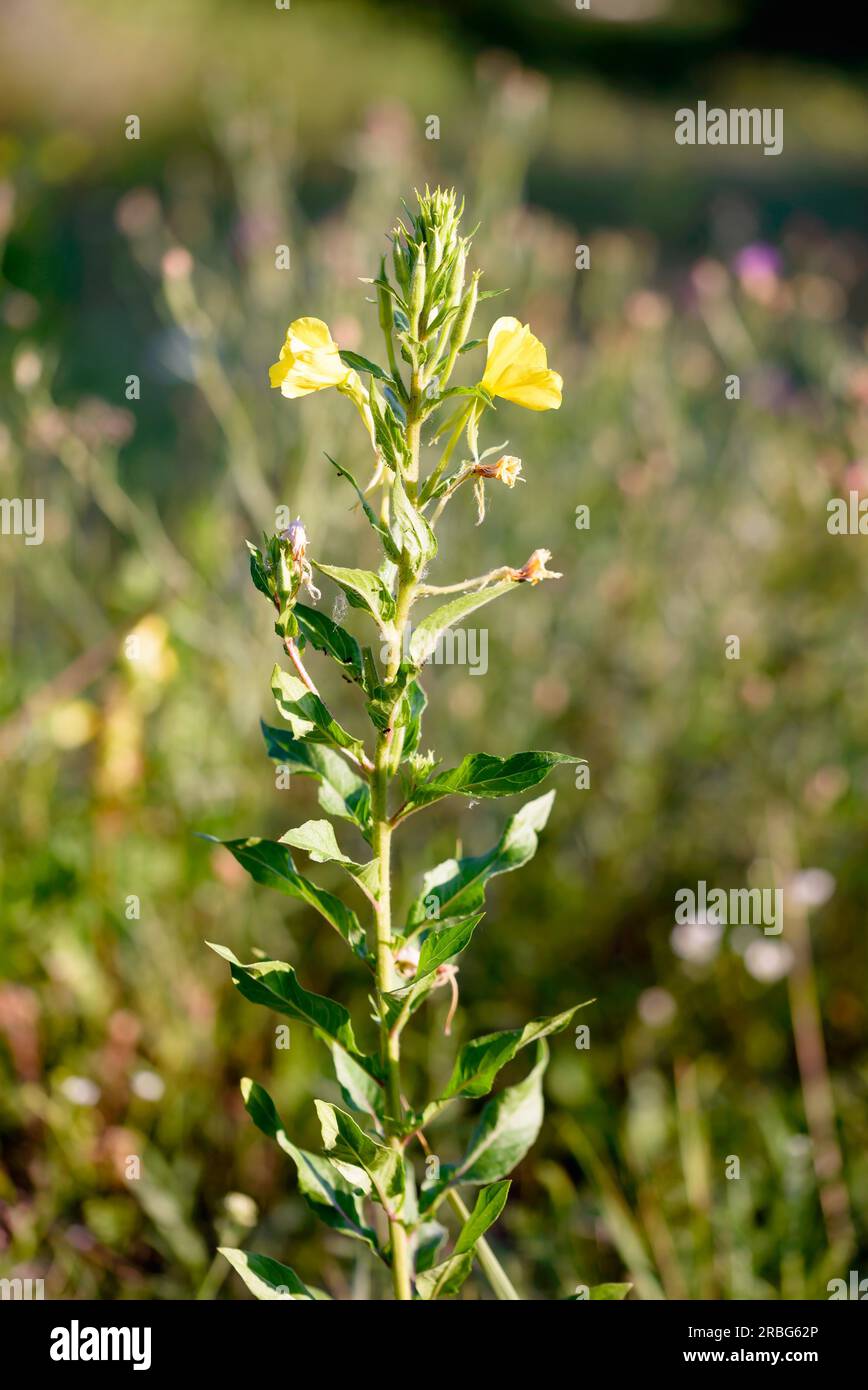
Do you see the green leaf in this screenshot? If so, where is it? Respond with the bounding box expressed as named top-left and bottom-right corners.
top-left (261, 722), bottom-right (371, 836)
top-left (432, 1005), bottom-right (588, 1109)
top-left (327, 1045), bottom-right (385, 1125)
top-left (414, 1221), bottom-right (448, 1272)
top-left (414, 913), bottom-right (482, 983)
top-left (407, 791), bottom-right (556, 929)
top-left (404, 751), bottom-right (582, 813)
top-left (415, 1252), bottom-right (474, 1300)
top-left (208, 944), bottom-right (377, 1076)
top-left (390, 474), bottom-right (437, 571)
top-left (422, 1044), bottom-right (550, 1208)
top-left (381, 913), bottom-right (483, 1033)
top-left (337, 349), bottom-right (392, 382)
top-left (271, 666), bottom-right (365, 760)
top-left (453, 1180), bottom-right (511, 1255)
top-left (315, 1101), bottom-right (405, 1212)
top-left (325, 455), bottom-right (398, 560)
top-left (409, 580), bottom-right (515, 666)
top-left (240, 1079), bottom-right (380, 1254)
top-left (279, 819), bottom-right (379, 899)
top-left (455, 1041), bottom-right (549, 1185)
top-left (246, 540), bottom-right (272, 599)
top-left (295, 602), bottom-right (363, 682)
top-left (207, 836), bottom-right (368, 961)
top-left (313, 562), bottom-right (396, 628)
top-left (401, 678), bottom-right (427, 758)
top-left (219, 1248), bottom-right (315, 1300)
top-left (590, 1283), bottom-right (633, 1301)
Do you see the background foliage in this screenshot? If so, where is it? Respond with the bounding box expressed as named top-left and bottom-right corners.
top-left (1, 0), bottom-right (866, 1299)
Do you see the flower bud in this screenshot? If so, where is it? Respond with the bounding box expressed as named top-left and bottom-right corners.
top-left (449, 270), bottom-right (479, 357)
top-left (377, 255), bottom-right (393, 336)
top-left (408, 245), bottom-right (426, 332)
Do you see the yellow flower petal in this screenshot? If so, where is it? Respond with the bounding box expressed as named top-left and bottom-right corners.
top-left (480, 315), bottom-right (562, 411)
top-left (269, 316), bottom-right (352, 397)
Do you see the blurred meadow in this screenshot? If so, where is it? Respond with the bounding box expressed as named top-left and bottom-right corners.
top-left (1, 0), bottom-right (867, 1299)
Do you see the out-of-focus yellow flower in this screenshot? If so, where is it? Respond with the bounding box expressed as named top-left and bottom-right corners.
top-left (480, 317), bottom-right (562, 411)
top-left (269, 317), bottom-right (376, 448)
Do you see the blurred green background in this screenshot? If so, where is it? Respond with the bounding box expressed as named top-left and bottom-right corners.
top-left (1, 0), bottom-right (867, 1300)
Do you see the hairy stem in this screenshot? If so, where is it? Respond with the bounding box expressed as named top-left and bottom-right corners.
top-left (372, 739), bottom-right (412, 1300)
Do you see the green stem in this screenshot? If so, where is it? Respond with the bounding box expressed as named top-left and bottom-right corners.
top-left (372, 739), bottom-right (412, 1301)
top-left (446, 1190), bottom-right (520, 1301)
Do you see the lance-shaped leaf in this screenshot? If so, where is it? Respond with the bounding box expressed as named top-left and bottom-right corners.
top-left (407, 791), bottom-right (556, 929)
top-left (325, 454), bottom-right (398, 560)
top-left (422, 1044), bottom-right (550, 1211)
top-left (429, 1003), bottom-right (588, 1111)
top-left (414, 913), bottom-right (482, 984)
top-left (207, 835), bottom-right (368, 961)
top-left (271, 666), bottom-right (366, 760)
top-left (337, 350), bottom-right (392, 383)
top-left (415, 1251), bottom-right (475, 1301)
top-left (409, 580), bottom-right (515, 666)
top-left (279, 819), bottom-right (380, 900)
top-left (327, 1044), bottom-right (385, 1126)
top-left (261, 722), bottom-right (371, 836)
top-left (453, 1180), bottom-right (511, 1255)
top-left (415, 1221), bottom-right (448, 1273)
top-left (219, 1248), bottom-right (317, 1300)
top-left (241, 1079), bottom-right (380, 1254)
top-left (381, 913), bottom-right (483, 1034)
top-left (454, 1041), bottom-right (549, 1185)
top-left (208, 944), bottom-right (378, 1078)
top-left (402, 751), bottom-right (581, 814)
top-left (313, 562), bottom-right (396, 628)
top-left (295, 602), bottom-right (363, 683)
top-left (315, 1101), bottom-right (405, 1213)
top-left (390, 474), bottom-right (437, 570)
top-left (402, 678), bottom-right (427, 758)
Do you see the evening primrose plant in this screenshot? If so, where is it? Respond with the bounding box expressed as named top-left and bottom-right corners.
top-left (210, 188), bottom-right (592, 1302)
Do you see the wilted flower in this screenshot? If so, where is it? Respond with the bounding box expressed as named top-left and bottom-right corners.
top-left (481, 316), bottom-right (562, 411)
top-left (473, 453), bottom-right (523, 487)
top-left (511, 548), bottom-right (562, 585)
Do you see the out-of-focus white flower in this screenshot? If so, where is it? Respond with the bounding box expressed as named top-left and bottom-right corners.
top-left (223, 1192), bottom-right (258, 1229)
top-left (131, 1069), bottom-right (165, 1102)
top-left (60, 1076), bottom-right (101, 1106)
top-left (670, 914), bottom-right (723, 965)
top-left (637, 987), bottom-right (676, 1027)
top-left (744, 939), bottom-right (795, 983)
top-left (788, 869), bottom-right (835, 909)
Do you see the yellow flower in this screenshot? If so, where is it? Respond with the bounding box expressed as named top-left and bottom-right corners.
top-left (480, 316), bottom-right (563, 411)
top-left (269, 317), bottom-right (352, 396)
top-left (269, 317), bottom-right (376, 448)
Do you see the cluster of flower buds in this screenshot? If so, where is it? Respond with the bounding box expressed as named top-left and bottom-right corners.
top-left (387, 186), bottom-right (478, 390)
top-left (247, 517), bottom-right (320, 637)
